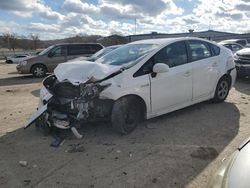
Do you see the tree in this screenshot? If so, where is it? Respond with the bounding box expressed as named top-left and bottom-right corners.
top-left (29, 33), bottom-right (40, 50)
top-left (2, 32), bottom-right (18, 54)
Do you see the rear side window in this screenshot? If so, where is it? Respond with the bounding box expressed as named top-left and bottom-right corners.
top-left (231, 44), bottom-right (242, 52)
top-left (236, 40), bottom-right (247, 46)
top-left (209, 43), bottom-right (220, 56)
top-left (188, 40), bottom-right (211, 61)
top-left (91, 44), bottom-right (103, 52)
top-left (153, 41), bottom-right (188, 67)
top-left (68, 44), bottom-right (88, 55)
top-left (68, 44), bottom-right (103, 55)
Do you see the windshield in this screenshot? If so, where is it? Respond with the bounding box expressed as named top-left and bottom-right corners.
top-left (96, 44), bottom-right (158, 68)
top-left (39, 45), bottom-right (55, 56)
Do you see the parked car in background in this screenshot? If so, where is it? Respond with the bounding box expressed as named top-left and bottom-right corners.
top-left (5, 54), bottom-right (31, 64)
top-left (71, 45), bottom-right (122, 62)
top-left (220, 39), bottom-right (248, 47)
top-left (218, 41), bottom-right (244, 54)
top-left (234, 48), bottom-right (250, 77)
top-left (208, 137), bottom-right (250, 188)
top-left (16, 43), bottom-right (104, 77)
top-left (25, 37), bottom-right (236, 137)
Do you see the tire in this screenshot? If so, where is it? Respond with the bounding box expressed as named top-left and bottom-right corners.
top-left (31, 64), bottom-right (47, 77)
top-left (6, 60), bottom-right (13, 64)
top-left (212, 76), bottom-right (230, 103)
top-left (111, 96), bottom-right (143, 135)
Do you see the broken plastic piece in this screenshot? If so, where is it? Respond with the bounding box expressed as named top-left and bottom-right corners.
top-left (71, 127), bottom-right (83, 139)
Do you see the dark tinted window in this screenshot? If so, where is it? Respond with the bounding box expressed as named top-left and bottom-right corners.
top-left (91, 44), bottom-right (103, 52)
top-left (153, 41), bottom-right (188, 67)
top-left (68, 44), bottom-right (89, 55)
top-left (15, 55), bottom-right (26, 58)
top-left (188, 40), bottom-right (211, 61)
top-left (68, 44), bottom-right (103, 55)
top-left (236, 40), bottom-right (247, 46)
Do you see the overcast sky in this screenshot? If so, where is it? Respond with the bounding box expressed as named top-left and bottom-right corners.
top-left (0, 0), bottom-right (250, 40)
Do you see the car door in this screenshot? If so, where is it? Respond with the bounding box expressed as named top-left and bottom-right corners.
top-left (187, 40), bottom-right (219, 100)
top-left (149, 41), bottom-right (192, 114)
top-left (46, 45), bottom-right (67, 71)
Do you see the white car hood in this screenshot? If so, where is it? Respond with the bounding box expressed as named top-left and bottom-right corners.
top-left (54, 61), bottom-right (122, 85)
top-left (236, 48), bottom-right (250, 55)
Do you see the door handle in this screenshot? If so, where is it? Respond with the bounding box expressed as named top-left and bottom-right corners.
top-left (183, 71), bottom-right (191, 77)
top-left (212, 62), bottom-right (218, 67)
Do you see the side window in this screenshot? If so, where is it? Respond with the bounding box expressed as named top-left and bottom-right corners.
top-left (154, 41), bottom-right (188, 68)
top-left (91, 44), bottom-right (103, 52)
top-left (223, 44), bottom-right (232, 51)
top-left (231, 44), bottom-right (242, 52)
top-left (133, 41), bottom-right (188, 77)
top-left (188, 40), bottom-right (211, 61)
top-left (209, 43), bottom-right (220, 56)
top-left (68, 45), bottom-right (88, 55)
top-left (50, 46), bottom-right (66, 57)
top-left (237, 40), bottom-right (247, 46)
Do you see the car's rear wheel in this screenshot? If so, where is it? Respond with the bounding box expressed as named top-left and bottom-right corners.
top-left (31, 64), bottom-right (47, 77)
top-left (111, 96), bottom-right (143, 135)
top-left (212, 76), bottom-right (230, 103)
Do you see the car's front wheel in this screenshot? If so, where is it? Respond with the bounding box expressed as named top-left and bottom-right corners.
top-left (31, 64), bottom-right (47, 77)
top-left (212, 76), bottom-right (231, 103)
top-left (111, 96), bottom-right (143, 134)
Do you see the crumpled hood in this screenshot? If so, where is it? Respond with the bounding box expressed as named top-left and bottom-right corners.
top-left (236, 48), bottom-right (250, 55)
top-left (54, 60), bottom-right (122, 85)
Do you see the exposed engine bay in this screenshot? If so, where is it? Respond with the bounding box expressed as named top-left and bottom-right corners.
top-left (25, 74), bottom-right (117, 138)
top-left (24, 61), bottom-right (125, 139)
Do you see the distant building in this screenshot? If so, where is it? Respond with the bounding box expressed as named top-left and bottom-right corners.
top-left (126, 30), bottom-right (250, 43)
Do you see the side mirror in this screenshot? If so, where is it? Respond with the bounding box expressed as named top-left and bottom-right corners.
top-left (153, 63), bottom-right (170, 74)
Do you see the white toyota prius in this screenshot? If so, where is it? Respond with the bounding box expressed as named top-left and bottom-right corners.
top-left (25, 37), bottom-right (236, 136)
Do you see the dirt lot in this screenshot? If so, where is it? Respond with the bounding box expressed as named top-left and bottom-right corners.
top-left (0, 61), bottom-right (250, 188)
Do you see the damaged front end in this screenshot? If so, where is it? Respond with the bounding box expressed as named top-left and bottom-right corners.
top-left (25, 74), bottom-right (114, 138)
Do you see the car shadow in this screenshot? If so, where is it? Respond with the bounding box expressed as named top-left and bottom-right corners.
top-left (0, 75), bottom-right (43, 86)
top-left (234, 77), bottom-right (250, 95)
top-left (31, 89), bottom-right (40, 98)
top-left (0, 101), bottom-right (239, 188)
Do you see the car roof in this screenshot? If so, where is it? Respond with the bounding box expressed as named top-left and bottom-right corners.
top-left (223, 39), bottom-right (246, 42)
top-left (218, 41), bottom-right (244, 47)
top-left (54, 43), bottom-right (104, 46)
top-left (130, 37), bottom-right (214, 45)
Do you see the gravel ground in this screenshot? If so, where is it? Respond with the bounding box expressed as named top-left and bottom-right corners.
top-left (0, 61), bottom-right (250, 188)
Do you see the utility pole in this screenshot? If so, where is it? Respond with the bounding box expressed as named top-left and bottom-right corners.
top-left (134, 18), bottom-right (137, 35)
